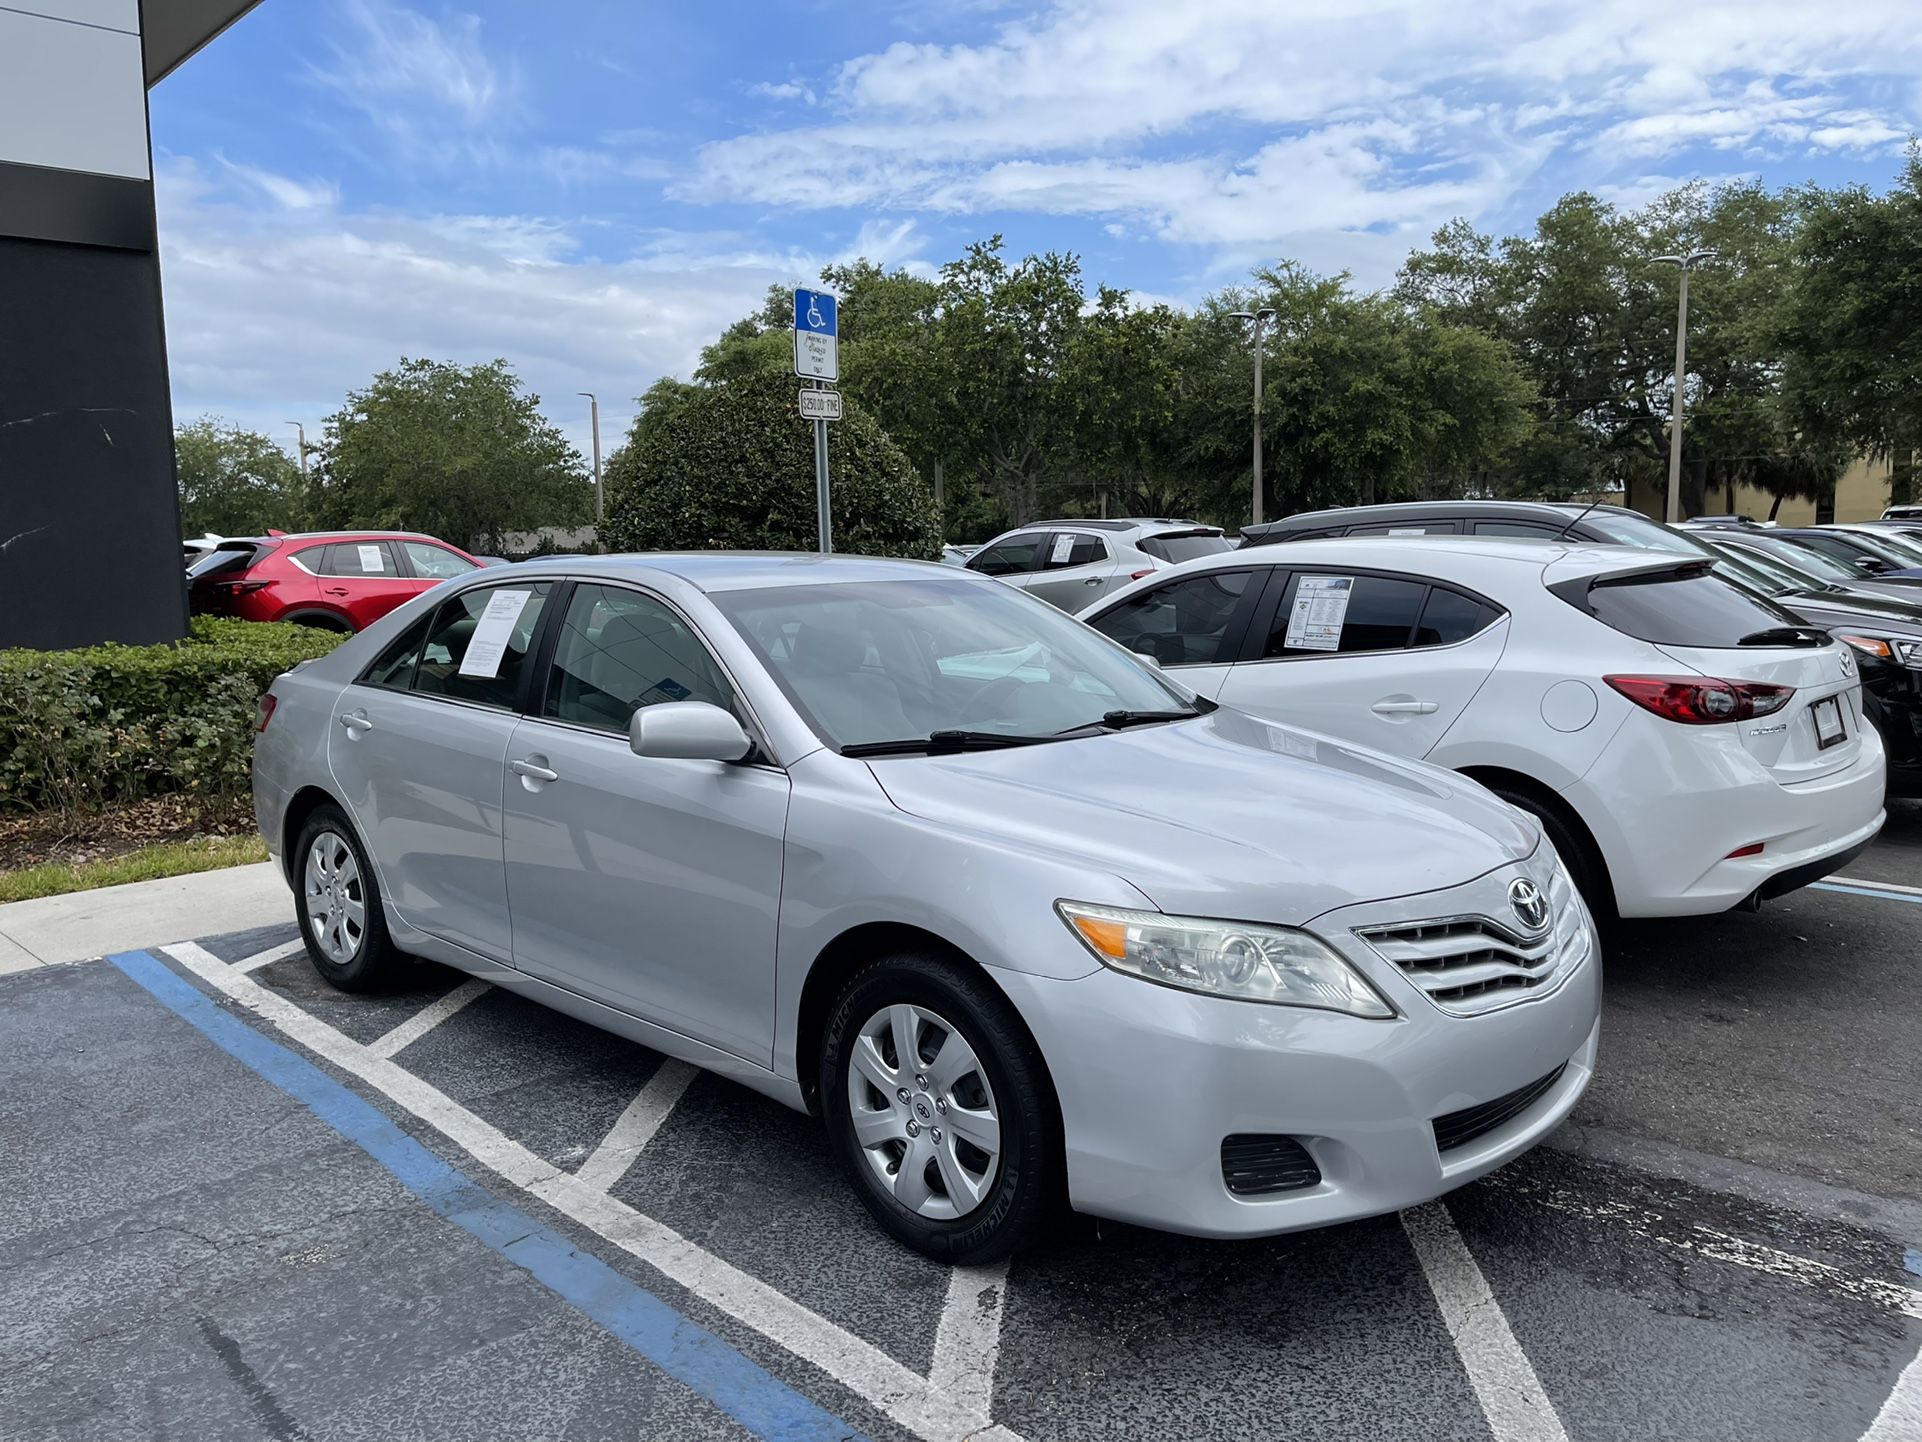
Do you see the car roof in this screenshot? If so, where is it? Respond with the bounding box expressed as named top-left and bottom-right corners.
top-left (246, 530), bottom-right (449, 544)
top-left (497, 550), bottom-right (969, 594)
top-left (998, 517), bottom-right (1218, 537)
top-left (1137, 533), bottom-right (1660, 581)
top-left (1241, 499), bottom-right (1642, 535)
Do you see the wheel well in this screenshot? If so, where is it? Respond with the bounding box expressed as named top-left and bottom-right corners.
top-left (1457, 765), bottom-right (1612, 894)
top-left (280, 785), bottom-right (342, 883)
top-left (278, 609), bottom-right (353, 633)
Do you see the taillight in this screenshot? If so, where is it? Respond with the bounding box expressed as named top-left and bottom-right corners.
top-left (218, 579), bottom-right (271, 595)
top-left (1129, 569), bottom-right (1154, 580)
top-left (254, 693), bottom-right (277, 733)
top-left (1604, 675), bottom-right (1795, 724)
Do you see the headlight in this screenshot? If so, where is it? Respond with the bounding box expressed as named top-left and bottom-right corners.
top-left (1838, 633), bottom-right (1922, 668)
top-left (1056, 901), bottom-right (1394, 1017)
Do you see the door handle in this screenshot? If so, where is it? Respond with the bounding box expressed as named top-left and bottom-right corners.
top-left (338, 710), bottom-right (373, 733)
top-left (1371, 699), bottom-right (1439, 716)
top-left (511, 758), bottom-right (559, 782)
top-left (325, 587), bottom-right (350, 596)
top-left (1083, 576), bottom-right (1103, 585)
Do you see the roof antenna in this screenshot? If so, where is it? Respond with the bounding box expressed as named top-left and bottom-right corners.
top-left (1552, 492), bottom-right (1609, 543)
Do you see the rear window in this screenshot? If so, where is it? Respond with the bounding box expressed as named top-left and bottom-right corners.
top-left (1552, 564), bottom-right (1817, 648)
top-left (187, 543), bottom-right (267, 580)
top-left (1138, 531), bottom-right (1231, 564)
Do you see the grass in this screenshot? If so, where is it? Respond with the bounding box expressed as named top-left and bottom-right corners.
top-left (0, 833), bottom-right (268, 904)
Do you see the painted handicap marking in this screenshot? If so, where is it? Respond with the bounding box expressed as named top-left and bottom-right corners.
top-left (110, 949), bottom-right (864, 1442)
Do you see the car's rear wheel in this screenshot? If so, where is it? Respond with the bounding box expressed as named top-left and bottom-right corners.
top-left (294, 805), bottom-right (402, 991)
top-left (820, 952), bottom-right (1058, 1263)
top-left (1490, 785), bottom-right (1616, 926)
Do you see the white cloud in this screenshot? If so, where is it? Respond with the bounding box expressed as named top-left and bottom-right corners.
top-left (315, 0), bottom-right (509, 128)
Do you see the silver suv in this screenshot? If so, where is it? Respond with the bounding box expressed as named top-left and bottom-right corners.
top-left (966, 518), bottom-right (1231, 608)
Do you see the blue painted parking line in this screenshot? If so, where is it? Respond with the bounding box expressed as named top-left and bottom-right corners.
top-left (1811, 882), bottom-right (1922, 907)
top-left (108, 950), bottom-right (865, 1442)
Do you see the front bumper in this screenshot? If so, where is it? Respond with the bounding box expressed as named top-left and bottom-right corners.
top-left (991, 857), bottom-right (1601, 1238)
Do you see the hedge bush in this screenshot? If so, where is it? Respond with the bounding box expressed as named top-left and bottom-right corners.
top-left (598, 370), bottom-right (943, 559)
top-left (0, 617), bottom-right (345, 815)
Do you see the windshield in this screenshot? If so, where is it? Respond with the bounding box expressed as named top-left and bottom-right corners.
top-left (711, 576), bottom-right (1199, 750)
top-left (1739, 534), bottom-right (1863, 583)
top-left (1703, 544), bottom-right (1797, 597)
top-left (1845, 528), bottom-right (1922, 566)
top-left (1577, 510), bottom-right (1716, 557)
top-left (1139, 531), bottom-right (1232, 564)
top-left (1707, 541), bottom-right (1831, 595)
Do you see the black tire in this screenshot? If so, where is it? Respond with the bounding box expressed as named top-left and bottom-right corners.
top-left (1491, 785), bottom-right (1617, 926)
top-left (820, 952), bottom-right (1059, 1264)
top-left (292, 804), bottom-right (403, 991)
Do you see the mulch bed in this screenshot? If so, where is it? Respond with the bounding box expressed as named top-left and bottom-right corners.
top-left (0, 797), bottom-right (255, 873)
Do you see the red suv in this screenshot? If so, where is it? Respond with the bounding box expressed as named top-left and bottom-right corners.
top-left (187, 531), bottom-right (483, 633)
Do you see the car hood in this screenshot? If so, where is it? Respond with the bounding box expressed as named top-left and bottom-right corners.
top-left (864, 707), bottom-right (1537, 927)
top-left (1778, 588), bottom-right (1922, 636)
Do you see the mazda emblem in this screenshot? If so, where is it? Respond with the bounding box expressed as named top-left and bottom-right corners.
top-left (1508, 878), bottom-right (1550, 933)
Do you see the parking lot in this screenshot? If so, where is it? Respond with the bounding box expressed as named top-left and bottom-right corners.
top-left (2, 805), bottom-right (1918, 1442)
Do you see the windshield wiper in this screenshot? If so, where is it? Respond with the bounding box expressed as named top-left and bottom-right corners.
top-left (1053, 705), bottom-right (1211, 736)
top-left (840, 730), bottom-right (1059, 757)
top-left (1738, 626), bottom-right (1828, 648)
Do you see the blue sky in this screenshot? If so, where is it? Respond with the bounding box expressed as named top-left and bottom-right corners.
top-left (147, 0), bottom-right (1922, 461)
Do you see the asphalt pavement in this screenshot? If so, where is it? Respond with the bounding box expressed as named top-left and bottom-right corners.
top-left (2, 807), bottom-right (1919, 1441)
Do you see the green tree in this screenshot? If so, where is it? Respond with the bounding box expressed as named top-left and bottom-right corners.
top-left (309, 358), bottom-right (588, 552)
top-left (173, 417), bottom-right (304, 537)
top-left (598, 369), bottom-right (940, 559)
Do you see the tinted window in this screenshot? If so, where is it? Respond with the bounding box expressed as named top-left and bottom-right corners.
top-left (1088, 570), bottom-right (1253, 665)
top-left (187, 544), bottom-right (263, 580)
top-left (1555, 566), bottom-right (1808, 647)
top-left (1043, 534), bottom-right (1107, 569)
top-left (1265, 574), bottom-right (1427, 657)
top-left (1414, 587), bottom-right (1502, 646)
top-left (968, 533), bottom-right (1049, 575)
top-left (1473, 520), bottom-right (1562, 538)
top-left (1344, 521), bottom-right (1459, 537)
top-left (1138, 532), bottom-right (1231, 563)
top-left (1744, 535), bottom-right (1861, 583)
top-left (1790, 533), bottom-right (1878, 568)
top-left (412, 582), bottom-right (552, 708)
top-left (544, 584), bottom-right (734, 732)
top-left (321, 542), bottom-right (395, 578)
top-left (1579, 512), bottom-right (1715, 557)
top-left (359, 615), bottom-right (430, 690)
top-left (402, 541), bottom-right (477, 579)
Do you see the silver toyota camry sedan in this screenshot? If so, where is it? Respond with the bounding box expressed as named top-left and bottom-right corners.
top-left (253, 553), bottom-right (1601, 1261)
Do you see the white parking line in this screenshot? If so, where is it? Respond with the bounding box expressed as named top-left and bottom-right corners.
top-left (1830, 875), bottom-right (1922, 897)
top-left (160, 943), bottom-right (1017, 1442)
top-left (1402, 1201), bottom-right (1569, 1442)
top-left (575, 1059), bottom-right (698, 1193)
top-left (1861, 1342), bottom-right (1922, 1442)
top-left (930, 1258), bottom-right (1009, 1427)
top-left (366, 978), bottom-right (491, 1060)
top-left (233, 938), bottom-right (307, 974)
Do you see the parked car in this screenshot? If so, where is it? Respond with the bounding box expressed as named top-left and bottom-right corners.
top-left (967, 518), bottom-right (1232, 608)
top-left (255, 553), bottom-right (1600, 1261)
top-left (1080, 537), bottom-right (1884, 919)
top-left (1692, 534), bottom-right (1922, 797)
top-left (940, 544), bottom-right (979, 567)
top-left (1682, 526), bottom-right (1922, 605)
top-left (188, 531), bottom-right (483, 632)
top-left (1882, 504), bottom-right (1922, 522)
top-left (1767, 528), bottom-right (1922, 581)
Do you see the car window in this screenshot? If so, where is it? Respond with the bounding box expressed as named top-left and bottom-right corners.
top-left (411, 582), bottom-right (552, 708)
top-left (967, 533), bottom-right (1049, 576)
top-left (1744, 535), bottom-right (1861, 583)
top-left (1578, 512), bottom-right (1717, 557)
top-left (1791, 533), bottom-right (1877, 568)
top-left (359, 615), bottom-right (431, 691)
top-left (1042, 534), bottom-right (1107, 569)
top-left (286, 544), bottom-right (330, 575)
top-left (1138, 532), bottom-right (1232, 564)
top-left (1843, 529), bottom-right (1922, 565)
top-left (188, 543), bottom-right (265, 580)
top-left (1473, 520), bottom-right (1562, 538)
top-left (1552, 564), bottom-right (1808, 648)
top-left (1087, 570), bottom-right (1254, 665)
top-left (1264, 574), bottom-right (1428, 657)
top-left (1343, 521), bottom-right (1459, 537)
top-left (402, 541), bottom-right (477, 580)
top-left (321, 542), bottom-right (396, 578)
top-left (1413, 587), bottom-right (1503, 646)
top-left (544, 583), bottom-right (735, 733)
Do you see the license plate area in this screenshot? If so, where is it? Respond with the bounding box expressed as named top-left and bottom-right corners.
top-left (1812, 696), bottom-right (1847, 749)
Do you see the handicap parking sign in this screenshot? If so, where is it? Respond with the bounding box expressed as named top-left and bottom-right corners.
top-left (793, 288), bottom-right (839, 381)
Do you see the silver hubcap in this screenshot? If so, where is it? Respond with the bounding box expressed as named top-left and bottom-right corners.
top-left (846, 1003), bottom-right (1001, 1220)
top-left (303, 831), bottom-right (366, 965)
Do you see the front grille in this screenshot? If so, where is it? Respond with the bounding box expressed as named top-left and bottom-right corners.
top-left (1432, 1064), bottom-right (1567, 1153)
top-left (1353, 861), bottom-right (1587, 1017)
top-left (1220, 1134), bottom-right (1322, 1195)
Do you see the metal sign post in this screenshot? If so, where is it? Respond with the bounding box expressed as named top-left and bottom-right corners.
top-left (793, 288), bottom-right (840, 554)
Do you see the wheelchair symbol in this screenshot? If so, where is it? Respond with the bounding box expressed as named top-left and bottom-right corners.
top-left (806, 295), bottom-right (826, 330)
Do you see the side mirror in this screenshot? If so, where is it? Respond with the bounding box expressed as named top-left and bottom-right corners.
top-left (1859, 557), bottom-right (1893, 575)
top-left (629, 702), bottom-right (753, 763)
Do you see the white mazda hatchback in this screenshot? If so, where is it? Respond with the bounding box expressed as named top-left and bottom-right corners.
top-left (1081, 537), bottom-right (1885, 920)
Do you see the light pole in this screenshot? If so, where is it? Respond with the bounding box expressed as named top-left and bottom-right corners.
top-left (284, 422), bottom-right (308, 482)
top-left (1652, 250), bottom-right (1715, 523)
top-left (577, 392), bottom-right (603, 524)
top-left (1228, 308), bottom-right (1276, 527)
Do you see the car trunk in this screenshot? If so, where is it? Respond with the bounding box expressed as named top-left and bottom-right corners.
top-left (186, 540), bottom-right (274, 615)
top-left (1653, 641), bottom-right (1864, 784)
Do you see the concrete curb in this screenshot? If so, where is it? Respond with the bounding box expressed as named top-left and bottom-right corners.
top-left (0, 861), bottom-right (290, 972)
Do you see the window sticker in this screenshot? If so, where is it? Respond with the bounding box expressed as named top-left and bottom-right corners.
top-left (1283, 575), bottom-right (1353, 652)
top-left (1050, 534), bottom-right (1077, 564)
top-left (357, 544), bottom-right (385, 572)
top-left (457, 590), bottom-right (533, 677)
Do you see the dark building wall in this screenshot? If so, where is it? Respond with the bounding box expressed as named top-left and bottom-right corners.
top-left (0, 230), bottom-right (188, 649)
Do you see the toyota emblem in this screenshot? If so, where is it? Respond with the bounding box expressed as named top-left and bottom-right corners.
top-left (1840, 651), bottom-right (1855, 679)
top-left (1508, 878), bottom-right (1550, 933)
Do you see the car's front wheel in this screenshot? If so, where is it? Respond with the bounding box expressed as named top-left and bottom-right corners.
top-left (294, 805), bottom-right (402, 991)
top-left (820, 952), bottom-right (1059, 1263)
